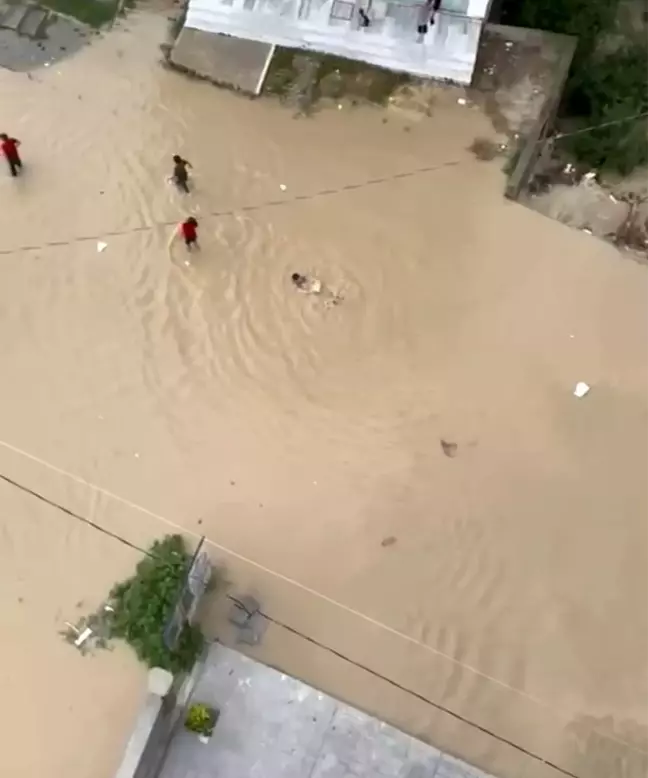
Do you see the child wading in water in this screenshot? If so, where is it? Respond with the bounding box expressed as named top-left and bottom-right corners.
top-left (1, 133), bottom-right (22, 177)
top-left (171, 155), bottom-right (192, 193)
top-left (168, 217), bottom-right (199, 257)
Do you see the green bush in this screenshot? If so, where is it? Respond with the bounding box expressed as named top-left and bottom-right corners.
top-left (566, 45), bottom-right (648, 174)
top-left (185, 703), bottom-right (216, 736)
top-left (501, 0), bottom-right (618, 61)
top-left (108, 534), bottom-right (204, 674)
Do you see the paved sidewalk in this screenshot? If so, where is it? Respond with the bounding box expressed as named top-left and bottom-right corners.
top-left (159, 643), bottom-right (495, 778)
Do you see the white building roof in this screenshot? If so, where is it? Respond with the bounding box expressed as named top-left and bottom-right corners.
top-left (185, 0), bottom-right (488, 84)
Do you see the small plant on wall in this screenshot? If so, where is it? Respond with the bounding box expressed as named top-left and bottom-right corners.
top-left (185, 702), bottom-right (218, 738)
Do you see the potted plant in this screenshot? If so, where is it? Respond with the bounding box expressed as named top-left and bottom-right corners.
top-left (184, 702), bottom-right (218, 741)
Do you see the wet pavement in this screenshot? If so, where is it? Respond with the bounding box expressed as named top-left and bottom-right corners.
top-left (159, 644), bottom-right (496, 778)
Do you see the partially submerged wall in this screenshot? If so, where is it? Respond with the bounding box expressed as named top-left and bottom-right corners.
top-left (170, 27), bottom-right (274, 95)
top-left (467, 24), bottom-right (576, 199)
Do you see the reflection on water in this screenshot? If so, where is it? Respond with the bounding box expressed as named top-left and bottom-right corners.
top-left (0, 9), bottom-right (646, 778)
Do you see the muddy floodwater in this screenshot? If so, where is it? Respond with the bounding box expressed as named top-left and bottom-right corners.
top-left (0, 9), bottom-right (646, 778)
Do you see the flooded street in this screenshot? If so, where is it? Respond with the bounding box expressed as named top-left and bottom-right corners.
top-left (0, 10), bottom-right (646, 778)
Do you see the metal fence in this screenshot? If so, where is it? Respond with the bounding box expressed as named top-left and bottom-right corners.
top-left (163, 536), bottom-right (212, 651)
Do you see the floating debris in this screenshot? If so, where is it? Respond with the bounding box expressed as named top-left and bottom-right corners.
top-left (440, 439), bottom-right (458, 458)
top-left (469, 137), bottom-right (501, 161)
top-left (97, 241), bottom-right (107, 253)
top-left (573, 382), bottom-right (590, 398)
top-left (60, 605), bottom-right (114, 655)
top-left (279, 184), bottom-right (287, 191)
top-left (457, 97), bottom-right (467, 106)
top-left (74, 627), bottom-right (93, 647)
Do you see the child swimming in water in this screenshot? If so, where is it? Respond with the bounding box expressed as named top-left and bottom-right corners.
top-left (291, 273), bottom-right (322, 294)
top-left (291, 273), bottom-right (343, 307)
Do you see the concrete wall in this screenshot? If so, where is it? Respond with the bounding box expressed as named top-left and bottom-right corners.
top-left (113, 659), bottom-right (208, 778)
top-left (497, 25), bottom-right (576, 199)
top-left (170, 27), bottom-right (275, 95)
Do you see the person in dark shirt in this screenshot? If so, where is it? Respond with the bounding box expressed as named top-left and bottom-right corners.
top-left (172, 154), bottom-right (192, 193)
top-left (417, 0), bottom-right (441, 37)
top-left (1, 133), bottom-right (22, 177)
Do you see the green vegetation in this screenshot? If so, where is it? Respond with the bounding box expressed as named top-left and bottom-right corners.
top-left (502, 0), bottom-right (617, 63)
top-left (108, 534), bottom-right (204, 674)
top-left (39, 0), bottom-right (119, 28)
top-left (265, 47), bottom-right (411, 110)
top-left (185, 703), bottom-right (217, 736)
top-left (566, 44), bottom-right (648, 174)
top-left (501, 0), bottom-right (648, 174)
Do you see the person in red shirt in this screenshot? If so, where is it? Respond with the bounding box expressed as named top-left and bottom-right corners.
top-left (1, 133), bottom-right (22, 177)
top-left (178, 217), bottom-right (198, 250)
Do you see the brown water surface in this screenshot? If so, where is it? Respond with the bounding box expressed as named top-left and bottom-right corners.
top-left (0, 11), bottom-right (646, 778)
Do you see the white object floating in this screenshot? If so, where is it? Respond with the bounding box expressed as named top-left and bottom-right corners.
top-left (573, 382), bottom-right (590, 398)
top-left (97, 241), bottom-right (107, 253)
top-left (134, 452), bottom-right (140, 458)
top-left (104, 604), bottom-right (114, 612)
top-left (184, 260), bottom-right (190, 266)
top-left (74, 627), bottom-right (93, 647)
top-left (457, 98), bottom-right (467, 105)
top-left (198, 735), bottom-right (210, 745)
top-left (337, 103), bottom-right (343, 110)
top-left (279, 184), bottom-right (287, 191)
